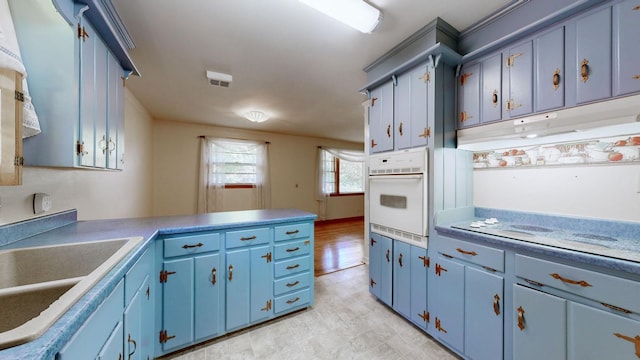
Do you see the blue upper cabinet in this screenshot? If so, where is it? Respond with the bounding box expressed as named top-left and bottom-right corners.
top-left (535, 27), bottom-right (565, 112)
top-left (613, 0), bottom-right (640, 96)
top-left (504, 40), bottom-right (533, 118)
top-left (574, 6), bottom-right (612, 104)
top-left (368, 81), bottom-right (394, 154)
top-left (395, 63), bottom-right (432, 150)
top-left (481, 53), bottom-right (502, 123)
top-left (458, 62), bottom-right (480, 128)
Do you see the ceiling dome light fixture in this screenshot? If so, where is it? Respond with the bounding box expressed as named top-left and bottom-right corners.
top-left (299, 0), bottom-right (383, 34)
top-left (244, 110), bottom-right (270, 123)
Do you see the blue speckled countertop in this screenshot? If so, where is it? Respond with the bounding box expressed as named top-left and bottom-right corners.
top-left (0, 208), bottom-right (316, 360)
top-left (435, 207), bottom-right (640, 276)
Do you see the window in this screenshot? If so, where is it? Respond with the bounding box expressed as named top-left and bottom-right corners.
top-left (210, 140), bottom-right (261, 188)
top-left (321, 149), bottom-right (364, 195)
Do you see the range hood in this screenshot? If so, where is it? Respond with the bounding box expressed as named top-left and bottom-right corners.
top-left (457, 94), bottom-right (640, 151)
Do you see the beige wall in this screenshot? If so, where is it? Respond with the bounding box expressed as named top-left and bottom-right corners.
top-left (474, 163), bottom-right (640, 222)
top-left (0, 89), bottom-right (154, 225)
top-left (152, 120), bottom-right (364, 220)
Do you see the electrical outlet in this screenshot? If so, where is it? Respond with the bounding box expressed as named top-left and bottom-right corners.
top-left (33, 193), bottom-right (52, 214)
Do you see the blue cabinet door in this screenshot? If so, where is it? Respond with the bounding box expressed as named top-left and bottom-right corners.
top-left (433, 256), bottom-right (464, 353)
top-left (392, 240), bottom-right (411, 317)
top-left (107, 51), bottom-right (122, 170)
top-left (613, 0), bottom-right (640, 96)
top-left (481, 53), bottom-right (503, 123)
top-left (369, 233), bottom-right (393, 306)
top-left (124, 282), bottom-right (142, 360)
top-left (535, 27), bottom-right (565, 111)
top-left (575, 6), bottom-right (612, 104)
top-left (458, 62), bottom-right (480, 128)
top-left (195, 253), bottom-right (222, 340)
top-left (465, 267), bottom-right (503, 360)
top-left (162, 258), bottom-right (194, 351)
top-left (93, 33), bottom-right (108, 169)
top-left (409, 246), bottom-right (428, 330)
top-left (569, 302), bottom-right (640, 360)
top-left (139, 276), bottom-right (153, 360)
top-left (78, 18), bottom-right (97, 167)
top-left (369, 82), bottom-right (394, 153)
top-left (250, 246), bottom-right (273, 323)
top-left (409, 64), bottom-right (430, 148)
top-left (505, 40), bottom-right (533, 118)
top-left (513, 284), bottom-right (566, 360)
top-left (97, 321), bottom-right (124, 360)
top-left (368, 233), bottom-right (382, 299)
top-left (394, 71), bottom-right (412, 150)
top-left (226, 248), bottom-right (250, 331)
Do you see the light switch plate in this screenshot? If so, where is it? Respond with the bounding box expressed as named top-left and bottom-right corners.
top-left (33, 193), bottom-right (52, 214)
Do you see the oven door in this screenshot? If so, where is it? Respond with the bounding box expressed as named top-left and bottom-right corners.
top-left (369, 174), bottom-right (427, 236)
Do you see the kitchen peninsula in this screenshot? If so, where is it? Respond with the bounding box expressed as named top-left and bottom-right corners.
top-left (0, 208), bottom-right (316, 359)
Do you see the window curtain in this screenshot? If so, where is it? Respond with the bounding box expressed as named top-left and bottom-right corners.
top-left (315, 147), bottom-right (364, 220)
top-left (197, 137), bottom-right (270, 213)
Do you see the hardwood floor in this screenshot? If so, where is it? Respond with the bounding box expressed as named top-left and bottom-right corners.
top-left (314, 217), bottom-right (365, 276)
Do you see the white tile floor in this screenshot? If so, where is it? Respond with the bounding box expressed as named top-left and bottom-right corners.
top-left (163, 265), bottom-right (460, 360)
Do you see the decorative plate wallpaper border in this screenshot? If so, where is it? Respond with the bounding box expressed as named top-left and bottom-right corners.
top-left (472, 134), bottom-right (640, 169)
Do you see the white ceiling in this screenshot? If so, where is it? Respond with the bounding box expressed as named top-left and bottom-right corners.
top-left (111, 0), bottom-right (509, 143)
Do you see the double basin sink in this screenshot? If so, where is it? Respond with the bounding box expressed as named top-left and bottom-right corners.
top-left (0, 237), bottom-right (142, 349)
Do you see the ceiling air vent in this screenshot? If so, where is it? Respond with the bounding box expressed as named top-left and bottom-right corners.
top-left (206, 70), bottom-right (232, 88)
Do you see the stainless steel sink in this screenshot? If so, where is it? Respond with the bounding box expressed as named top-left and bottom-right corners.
top-left (0, 237), bottom-right (143, 349)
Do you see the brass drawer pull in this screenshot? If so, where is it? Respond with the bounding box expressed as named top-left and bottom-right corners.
top-left (517, 306), bottom-right (526, 331)
top-left (182, 242), bottom-right (203, 249)
top-left (285, 230), bottom-right (300, 235)
top-left (456, 248), bottom-right (478, 256)
top-left (550, 273), bottom-right (592, 287)
top-left (286, 297), bottom-right (300, 305)
top-left (602, 303), bottom-right (632, 314)
top-left (286, 247), bottom-right (300, 253)
top-left (286, 264), bottom-right (300, 270)
top-left (240, 235), bottom-right (257, 241)
top-left (286, 280), bottom-right (300, 288)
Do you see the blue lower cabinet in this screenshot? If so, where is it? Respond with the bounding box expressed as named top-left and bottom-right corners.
top-left (393, 240), bottom-right (411, 318)
top-left (465, 267), bottom-right (503, 360)
top-left (409, 246), bottom-right (428, 330)
top-left (250, 246), bottom-right (274, 323)
top-left (432, 256), bottom-right (465, 352)
top-left (194, 253), bottom-right (222, 340)
top-left (513, 284), bottom-right (566, 360)
top-left (124, 282), bottom-right (143, 360)
top-left (97, 321), bottom-right (124, 360)
top-left (369, 233), bottom-right (393, 306)
top-left (161, 258), bottom-right (194, 351)
top-left (225, 248), bottom-right (251, 331)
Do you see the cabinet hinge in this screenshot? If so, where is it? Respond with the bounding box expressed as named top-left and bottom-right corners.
top-left (261, 299), bottom-right (273, 312)
top-left (261, 252), bottom-right (272, 263)
top-left (14, 156), bottom-right (24, 167)
top-left (435, 263), bottom-right (448, 276)
top-left (76, 141), bottom-right (88, 156)
top-left (77, 24), bottom-right (89, 41)
top-left (14, 90), bottom-right (24, 102)
top-left (159, 270), bottom-right (176, 283)
top-left (159, 330), bottom-right (176, 344)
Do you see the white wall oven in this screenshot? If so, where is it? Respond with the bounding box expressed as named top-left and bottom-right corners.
top-left (369, 147), bottom-right (428, 248)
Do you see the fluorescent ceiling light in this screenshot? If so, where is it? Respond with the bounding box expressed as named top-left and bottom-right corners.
top-left (245, 110), bottom-right (270, 123)
top-left (299, 0), bottom-right (383, 33)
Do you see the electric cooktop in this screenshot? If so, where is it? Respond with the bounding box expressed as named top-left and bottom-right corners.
top-left (452, 219), bottom-right (640, 263)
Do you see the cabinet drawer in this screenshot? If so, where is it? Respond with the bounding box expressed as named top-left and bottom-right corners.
top-left (515, 254), bottom-right (640, 314)
top-left (274, 273), bottom-right (310, 296)
top-left (274, 223), bottom-right (311, 242)
top-left (164, 232), bottom-right (221, 258)
top-left (438, 236), bottom-right (505, 272)
top-left (274, 239), bottom-right (311, 260)
top-left (274, 288), bottom-right (310, 314)
top-left (226, 228), bottom-right (270, 249)
top-left (275, 256), bottom-right (310, 278)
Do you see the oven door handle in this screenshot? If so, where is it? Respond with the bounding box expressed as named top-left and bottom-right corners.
top-left (369, 175), bottom-right (423, 180)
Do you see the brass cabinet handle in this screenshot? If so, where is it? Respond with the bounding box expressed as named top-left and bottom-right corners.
top-left (550, 273), bottom-right (592, 287)
top-left (385, 249), bottom-right (390, 262)
top-left (371, 139), bottom-right (378, 148)
top-left (386, 124), bottom-right (391, 138)
top-left (398, 253), bottom-right (404, 267)
top-left (493, 294), bottom-right (501, 316)
top-left (492, 90), bottom-right (499, 106)
top-left (127, 334), bottom-right (137, 359)
top-left (581, 59), bottom-right (590, 83)
top-left (398, 122), bottom-right (404, 136)
top-left (517, 306), bottom-right (526, 331)
top-left (286, 280), bottom-right (300, 288)
top-left (285, 230), bottom-right (300, 235)
top-left (286, 264), bottom-right (300, 270)
top-left (456, 248), bottom-right (478, 256)
top-left (182, 242), bottom-right (203, 249)
top-left (286, 247), bottom-right (300, 253)
top-left (211, 267), bottom-right (217, 285)
top-left (552, 68), bottom-right (561, 90)
top-left (613, 332), bottom-right (640, 358)
top-left (228, 265), bottom-right (233, 281)
top-left (240, 235), bottom-right (257, 241)
top-left (286, 296), bottom-right (300, 304)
